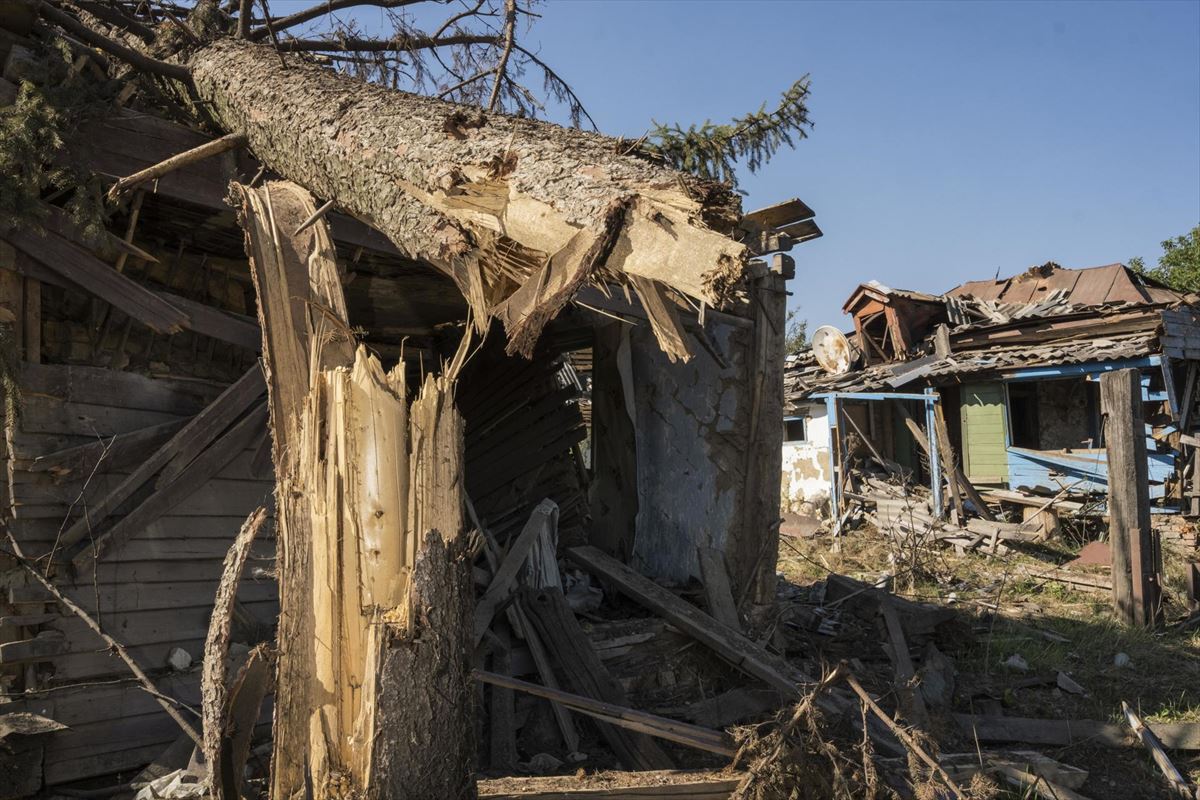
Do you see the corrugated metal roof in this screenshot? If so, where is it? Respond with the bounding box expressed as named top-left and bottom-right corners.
top-left (947, 263), bottom-right (1185, 307)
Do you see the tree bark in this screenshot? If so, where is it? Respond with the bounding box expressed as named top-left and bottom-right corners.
top-left (188, 39), bottom-right (745, 355)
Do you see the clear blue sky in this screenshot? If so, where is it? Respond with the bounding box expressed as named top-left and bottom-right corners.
top-left (346, 0), bottom-right (1200, 330)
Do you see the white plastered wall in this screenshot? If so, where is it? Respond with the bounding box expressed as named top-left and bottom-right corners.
top-left (781, 402), bottom-right (832, 516)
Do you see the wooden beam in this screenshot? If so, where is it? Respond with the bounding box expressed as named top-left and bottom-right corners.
top-left (58, 363), bottom-right (265, 549)
top-left (474, 670), bottom-right (735, 758)
top-left (149, 289), bottom-right (262, 351)
top-left (566, 546), bottom-right (812, 698)
top-left (107, 133), bottom-right (248, 200)
top-left (473, 500), bottom-right (558, 645)
top-left (880, 598), bottom-right (929, 728)
top-left (893, 399), bottom-right (995, 522)
top-left (4, 228), bottom-right (188, 334)
top-left (1101, 369), bottom-right (1161, 626)
top-left (478, 770), bottom-right (742, 799)
top-left (72, 403), bottom-right (268, 566)
top-left (520, 587), bottom-right (674, 771)
top-left (955, 714), bottom-right (1200, 750)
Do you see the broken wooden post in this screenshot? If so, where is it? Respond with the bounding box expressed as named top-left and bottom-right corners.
top-left (732, 254), bottom-right (788, 605)
top-left (1100, 369), bottom-right (1161, 626)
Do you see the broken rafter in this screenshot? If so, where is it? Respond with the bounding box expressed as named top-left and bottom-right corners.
top-left (5, 227), bottom-right (188, 335)
top-left (474, 670), bottom-right (736, 758)
top-left (72, 402), bottom-right (270, 567)
top-left (57, 363), bottom-right (265, 551)
top-left (105, 133), bottom-right (248, 201)
top-left (1122, 701), bottom-right (1195, 798)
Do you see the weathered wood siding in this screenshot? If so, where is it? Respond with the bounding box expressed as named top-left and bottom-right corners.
top-left (0, 363), bottom-right (276, 786)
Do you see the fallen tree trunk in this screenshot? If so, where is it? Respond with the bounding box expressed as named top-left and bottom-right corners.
top-left (187, 38), bottom-right (745, 356)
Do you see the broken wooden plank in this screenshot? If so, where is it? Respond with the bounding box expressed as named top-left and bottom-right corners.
top-left (696, 547), bottom-right (740, 632)
top-left (955, 714), bottom-right (1200, 750)
top-left (58, 362), bottom-right (264, 549)
top-left (1123, 701), bottom-right (1195, 798)
top-left (149, 289), bottom-right (262, 351)
top-left (478, 770), bottom-right (742, 799)
top-left (520, 586), bottom-right (674, 771)
top-left (629, 275), bottom-right (691, 364)
top-left (473, 500), bottom-right (558, 645)
top-left (474, 671), bottom-right (735, 757)
top-left (990, 762), bottom-right (1092, 800)
top-left (930, 751), bottom-right (1089, 792)
top-left (28, 418), bottom-right (186, 477)
top-left (73, 403), bottom-right (269, 566)
top-left (4, 227), bottom-right (188, 334)
top-left (880, 597), bottom-right (929, 729)
top-left (566, 546), bottom-right (811, 697)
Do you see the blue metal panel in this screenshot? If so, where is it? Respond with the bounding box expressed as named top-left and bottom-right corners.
top-left (1006, 446), bottom-right (1175, 499)
top-left (924, 387), bottom-right (942, 517)
top-left (812, 391), bottom-right (938, 403)
top-left (1004, 356), bottom-right (1160, 382)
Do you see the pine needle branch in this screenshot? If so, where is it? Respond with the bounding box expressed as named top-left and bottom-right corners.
top-left (642, 75), bottom-right (813, 186)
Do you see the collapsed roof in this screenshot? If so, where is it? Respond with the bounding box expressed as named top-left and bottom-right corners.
top-left (787, 262), bottom-right (1197, 405)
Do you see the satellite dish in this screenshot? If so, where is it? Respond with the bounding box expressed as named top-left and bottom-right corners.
top-left (811, 325), bottom-right (859, 375)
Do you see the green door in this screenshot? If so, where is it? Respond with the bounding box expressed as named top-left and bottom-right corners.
top-left (961, 382), bottom-right (1009, 485)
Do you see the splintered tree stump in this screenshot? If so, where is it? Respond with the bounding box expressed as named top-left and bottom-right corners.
top-left (237, 181), bottom-right (473, 800)
top-left (369, 531), bottom-right (476, 799)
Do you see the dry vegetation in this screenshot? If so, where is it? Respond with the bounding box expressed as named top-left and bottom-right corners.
top-left (775, 525), bottom-right (1200, 798)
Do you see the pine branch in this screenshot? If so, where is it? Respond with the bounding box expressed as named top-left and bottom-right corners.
top-left (643, 75), bottom-right (813, 186)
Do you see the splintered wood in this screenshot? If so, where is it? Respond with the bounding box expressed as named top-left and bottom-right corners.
top-left (237, 181), bottom-right (472, 799)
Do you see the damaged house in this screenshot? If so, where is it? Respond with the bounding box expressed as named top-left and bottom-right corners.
top-left (0, 2), bottom-right (834, 797)
top-left (784, 261), bottom-right (1200, 530)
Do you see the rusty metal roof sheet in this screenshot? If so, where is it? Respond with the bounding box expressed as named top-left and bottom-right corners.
top-left (948, 262), bottom-right (1184, 307)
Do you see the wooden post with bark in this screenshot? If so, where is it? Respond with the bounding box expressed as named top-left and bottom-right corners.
top-left (1100, 369), bottom-right (1161, 626)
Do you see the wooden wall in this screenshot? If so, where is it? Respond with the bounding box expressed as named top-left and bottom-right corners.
top-left (0, 361), bottom-right (276, 786)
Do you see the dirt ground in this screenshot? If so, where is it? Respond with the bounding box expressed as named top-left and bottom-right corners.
top-left (774, 522), bottom-right (1200, 799)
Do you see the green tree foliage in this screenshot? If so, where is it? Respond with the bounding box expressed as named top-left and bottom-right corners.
top-left (784, 309), bottom-right (808, 356)
top-left (642, 77), bottom-right (813, 186)
top-left (1131, 224), bottom-right (1200, 293)
top-left (0, 41), bottom-right (113, 242)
